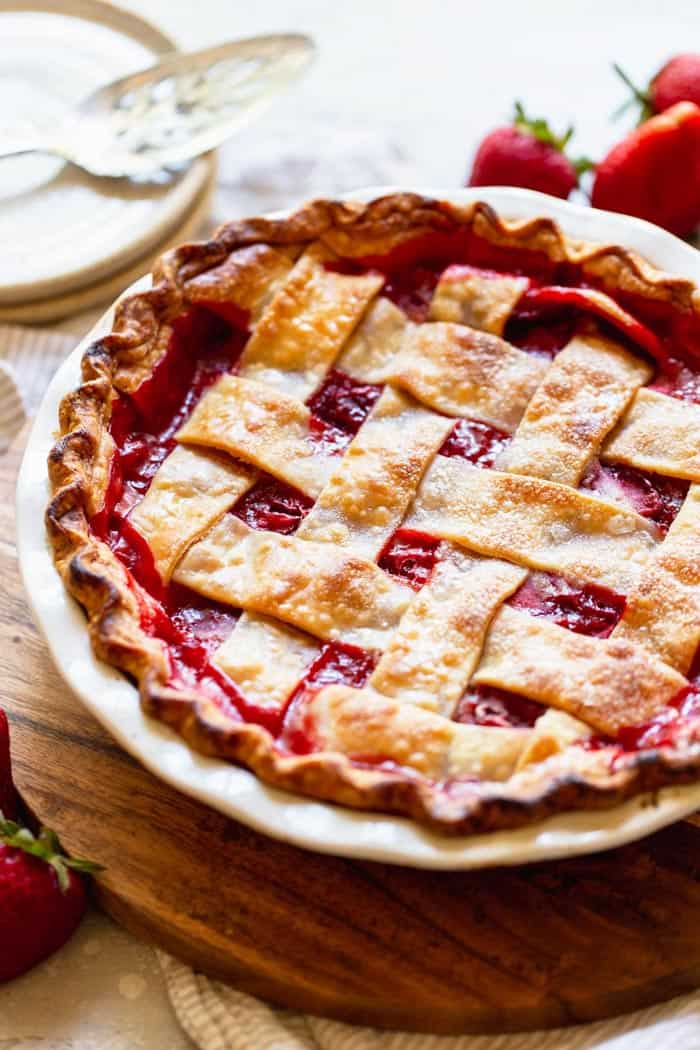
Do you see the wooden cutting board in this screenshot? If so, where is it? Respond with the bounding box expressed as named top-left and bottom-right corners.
top-left (4, 428), bottom-right (700, 1035)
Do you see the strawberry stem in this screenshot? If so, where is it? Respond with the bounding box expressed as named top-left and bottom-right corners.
top-left (513, 100), bottom-right (574, 153)
top-left (0, 811), bottom-right (103, 893)
top-left (612, 63), bottom-right (653, 122)
top-left (573, 155), bottom-right (596, 176)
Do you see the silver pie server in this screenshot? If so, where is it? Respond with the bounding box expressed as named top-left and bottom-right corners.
top-left (0, 33), bottom-right (315, 178)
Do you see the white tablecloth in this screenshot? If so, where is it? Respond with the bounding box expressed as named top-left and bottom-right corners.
top-left (4, 906), bottom-right (700, 1050)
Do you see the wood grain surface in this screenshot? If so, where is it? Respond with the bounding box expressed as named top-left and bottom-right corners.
top-left (4, 430), bottom-right (700, 1035)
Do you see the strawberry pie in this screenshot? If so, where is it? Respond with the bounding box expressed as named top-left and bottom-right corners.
top-left (47, 193), bottom-right (700, 833)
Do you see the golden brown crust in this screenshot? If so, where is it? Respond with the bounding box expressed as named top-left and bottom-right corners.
top-left (129, 446), bottom-right (256, 582)
top-left (603, 388), bottom-right (700, 481)
top-left (173, 516), bottom-right (414, 649)
top-left (404, 456), bottom-right (658, 592)
top-left (296, 386), bottom-right (451, 557)
top-left (46, 192), bottom-right (700, 835)
top-left (388, 322), bottom-right (548, 432)
top-left (184, 243), bottom-right (297, 322)
top-left (496, 333), bottom-right (651, 485)
top-left (429, 266), bottom-right (530, 335)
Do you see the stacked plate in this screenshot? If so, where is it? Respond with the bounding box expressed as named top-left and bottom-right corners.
top-left (0, 0), bottom-right (216, 323)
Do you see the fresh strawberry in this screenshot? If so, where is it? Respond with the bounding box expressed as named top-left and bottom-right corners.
top-left (652, 54), bottom-right (700, 113)
top-left (591, 101), bottom-right (700, 237)
top-left (468, 101), bottom-right (592, 200)
top-left (0, 711), bottom-right (17, 819)
top-left (614, 54), bottom-right (700, 122)
top-left (0, 814), bottom-right (102, 982)
top-left (0, 712), bottom-right (102, 982)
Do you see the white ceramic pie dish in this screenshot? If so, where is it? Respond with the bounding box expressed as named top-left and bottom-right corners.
top-left (17, 185), bottom-right (700, 870)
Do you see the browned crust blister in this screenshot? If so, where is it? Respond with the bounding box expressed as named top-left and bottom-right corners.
top-left (46, 193), bottom-right (700, 835)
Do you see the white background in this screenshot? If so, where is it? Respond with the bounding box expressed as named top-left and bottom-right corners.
top-left (133, 0), bottom-right (700, 188)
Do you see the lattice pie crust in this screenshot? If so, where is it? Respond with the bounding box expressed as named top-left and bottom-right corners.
top-left (47, 194), bottom-right (700, 833)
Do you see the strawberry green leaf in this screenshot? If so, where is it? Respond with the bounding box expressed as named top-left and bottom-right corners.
top-left (0, 810), bottom-right (104, 893)
top-left (64, 856), bottom-right (105, 875)
top-left (573, 155), bottom-right (596, 176)
top-left (513, 101), bottom-right (574, 153)
top-left (612, 63), bottom-right (653, 123)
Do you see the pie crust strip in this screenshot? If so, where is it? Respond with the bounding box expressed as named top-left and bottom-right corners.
top-left (308, 684), bottom-right (531, 780)
top-left (297, 386), bottom-right (452, 557)
top-left (403, 456), bottom-right (658, 591)
top-left (336, 298), bottom-right (411, 383)
top-left (516, 709), bottom-right (592, 770)
top-left (235, 245), bottom-right (384, 400)
top-left (128, 446), bottom-right (256, 582)
top-left (602, 388), bottom-right (700, 482)
top-left (213, 612), bottom-right (319, 709)
top-left (369, 548), bottom-right (527, 716)
top-left (176, 374), bottom-right (336, 499)
top-left (496, 334), bottom-right (652, 485)
top-left (612, 484), bottom-right (700, 673)
top-left (428, 265), bottom-right (530, 335)
top-left (386, 322), bottom-right (548, 432)
top-left (473, 605), bottom-right (686, 734)
top-left (184, 244), bottom-right (297, 323)
top-left (173, 516), bottom-right (413, 649)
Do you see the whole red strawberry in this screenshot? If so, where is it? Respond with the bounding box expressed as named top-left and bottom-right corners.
top-left (468, 102), bottom-right (592, 200)
top-left (591, 101), bottom-right (700, 237)
top-left (652, 54), bottom-right (700, 113)
top-left (614, 54), bottom-right (700, 122)
top-left (0, 710), bottom-right (102, 983)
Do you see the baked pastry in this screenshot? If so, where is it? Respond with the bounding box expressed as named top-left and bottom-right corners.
top-left (47, 193), bottom-right (700, 834)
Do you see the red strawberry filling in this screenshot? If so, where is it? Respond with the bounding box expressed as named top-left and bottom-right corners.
top-left (455, 686), bottom-right (543, 728)
top-left (232, 477), bottom-right (313, 535)
top-left (307, 369), bottom-right (383, 434)
top-left (378, 528), bottom-right (441, 589)
top-left (439, 417), bottom-right (510, 466)
top-left (279, 642), bottom-right (378, 755)
top-left (512, 286), bottom-right (667, 364)
top-left (585, 674), bottom-right (700, 759)
top-left (504, 311), bottom-right (576, 357)
top-left (509, 572), bottom-right (626, 638)
top-left (580, 460), bottom-right (689, 534)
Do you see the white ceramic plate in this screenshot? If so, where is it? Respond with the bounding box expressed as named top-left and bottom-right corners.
top-left (0, 0), bottom-right (212, 304)
top-left (17, 186), bottom-right (700, 870)
top-left (0, 157), bottom-right (216, 324)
